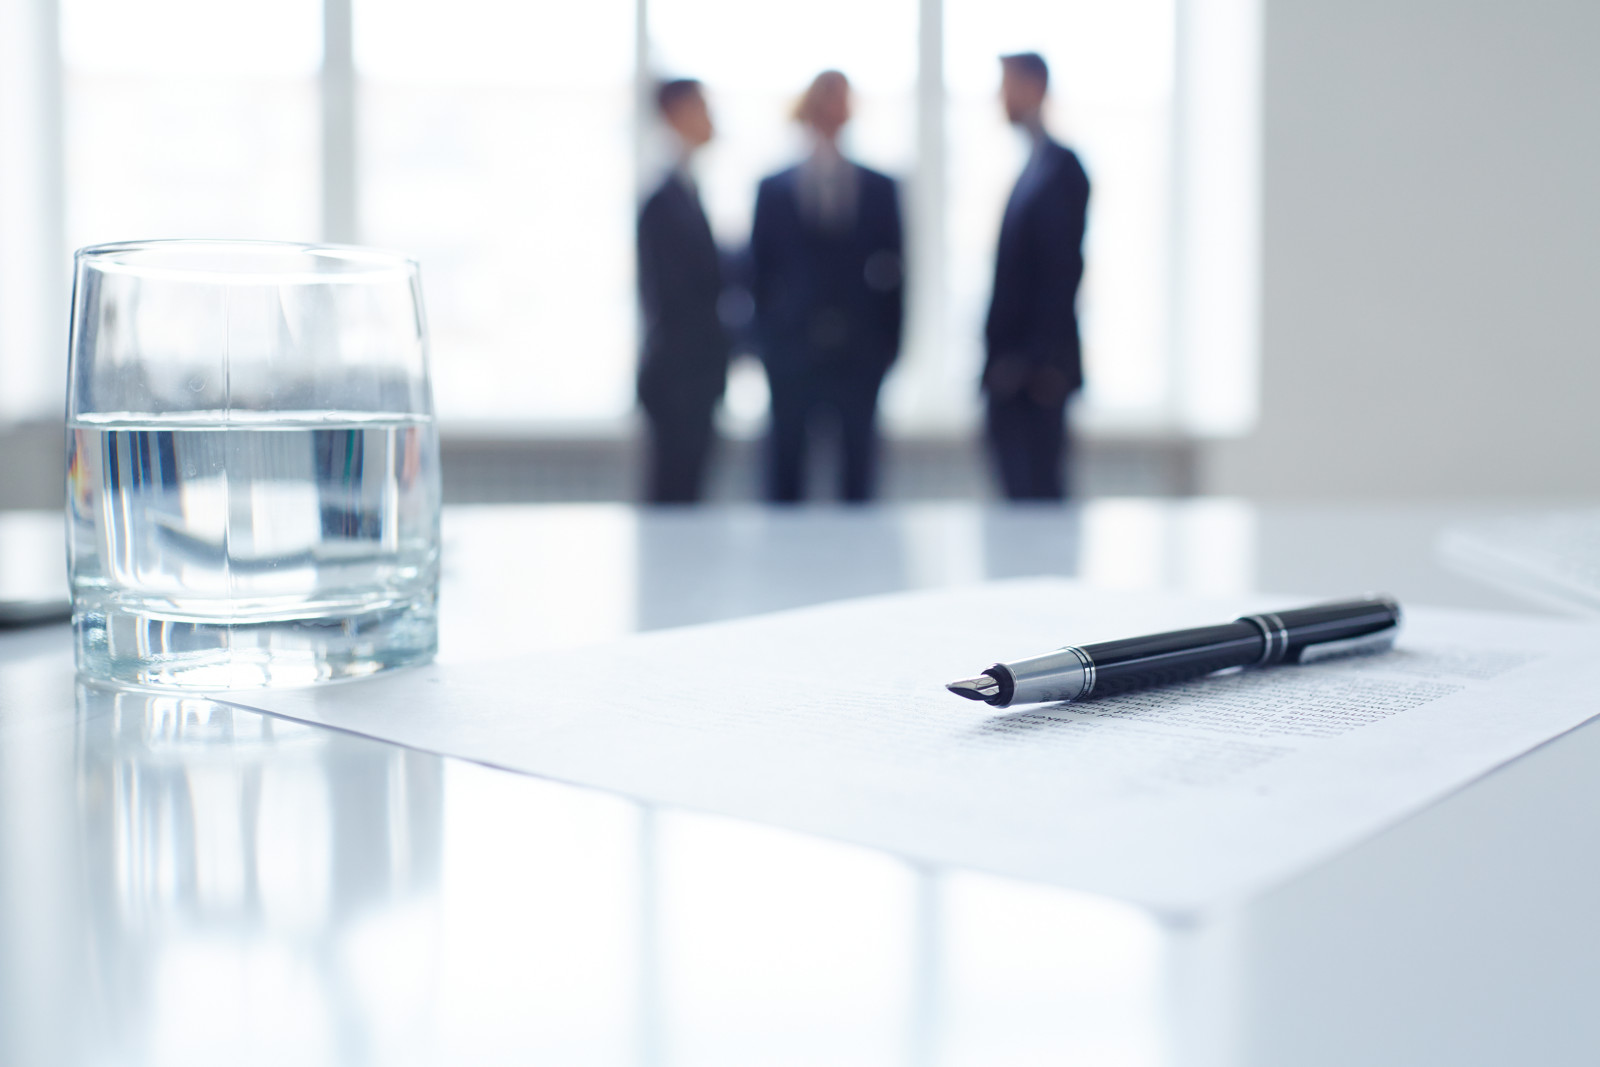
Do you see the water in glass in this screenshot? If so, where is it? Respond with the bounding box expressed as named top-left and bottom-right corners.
top-left (69, 411), bottom-right (439, 687)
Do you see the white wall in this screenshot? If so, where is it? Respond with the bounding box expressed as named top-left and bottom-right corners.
top-left (1204, 0), bottom-right (1600, 497)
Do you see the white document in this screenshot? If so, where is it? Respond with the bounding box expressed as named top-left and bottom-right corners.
top-left (219, 580), bottom-right (1600, 916)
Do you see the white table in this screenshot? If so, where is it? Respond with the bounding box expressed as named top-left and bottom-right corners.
top-left (2, 501), bottom-right (1595, 1066)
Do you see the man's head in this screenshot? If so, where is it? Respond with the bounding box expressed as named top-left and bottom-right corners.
top-left (657, 78), bottom-right (713, 149)
top-left (794, 70), bottom-right (852, 141)
top-left (999, 52), bottom-right (1049, 126)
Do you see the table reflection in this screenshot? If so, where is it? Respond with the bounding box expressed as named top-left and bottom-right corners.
top-left (437, 500), bottom-right (1258, 662)
top-left (75, 684), bottom-right (442, 1066)
top-left (1, 501), bottom-right (1569, 1065)
top-left (61, 682), bottom-right (1170, 1065)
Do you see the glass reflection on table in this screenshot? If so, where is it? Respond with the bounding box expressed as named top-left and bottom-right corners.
top-left (76, 684), bottom-right (443, 1065)
top-left (67, 682), bottom-right (1167, 1065)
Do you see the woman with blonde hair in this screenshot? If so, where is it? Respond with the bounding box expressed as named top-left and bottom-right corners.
top-left (749, 70), bottom-right (904, 503)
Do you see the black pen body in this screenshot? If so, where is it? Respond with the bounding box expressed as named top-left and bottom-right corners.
top-left (1081, 621), bottom-right (1264, 698)
top-left (978, 596), bottom-right (1401, 707)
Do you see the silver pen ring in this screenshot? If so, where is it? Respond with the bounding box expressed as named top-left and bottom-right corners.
top-left (1243, 613), bottom-right (1288, 665)
top-left (1065, 645), bottom-right (1096, 700)
top-left (1262, 612), bottom-right (1288, 664)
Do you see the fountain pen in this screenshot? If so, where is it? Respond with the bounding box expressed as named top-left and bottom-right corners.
top-left (946, 595), bottom-right (1402, 708)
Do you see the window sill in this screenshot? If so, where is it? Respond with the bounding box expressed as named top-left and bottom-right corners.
top-left (436, 403), bottom-right (1236, 445)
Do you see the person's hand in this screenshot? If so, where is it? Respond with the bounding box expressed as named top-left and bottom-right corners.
top-left (984, 355), bottom-right (1031, 400)
top-left (1027, 365), bottom-right (1072, 407)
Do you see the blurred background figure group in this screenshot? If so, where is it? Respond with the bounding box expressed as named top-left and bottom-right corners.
top-left (636, 53), bottom-right (1088, 506)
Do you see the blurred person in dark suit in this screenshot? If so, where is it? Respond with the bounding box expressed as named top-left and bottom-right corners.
top-left (750, 71), bottom-right (904, 503)
top-left (983, 52), bottom-right (1091, 501)
top-left (636, 78), bottom-right (731, 504)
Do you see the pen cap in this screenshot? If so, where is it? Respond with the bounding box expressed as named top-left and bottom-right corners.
top-left (1240, 596), bottom-right (1401, 666)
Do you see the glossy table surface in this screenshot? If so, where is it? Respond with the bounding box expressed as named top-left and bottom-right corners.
top-left (2, 500), bottom-right (1597, 1067)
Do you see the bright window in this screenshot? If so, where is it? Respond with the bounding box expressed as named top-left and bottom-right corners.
top-left (4, 0), bottom-right (1254, 435)
top-left (60, 0), bottom-right (322, 250)
top-left (355, 0), bottom-right (636, 425)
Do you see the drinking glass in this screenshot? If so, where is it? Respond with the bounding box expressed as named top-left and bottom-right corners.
top-left (66, 240), bottom-right (441, 688)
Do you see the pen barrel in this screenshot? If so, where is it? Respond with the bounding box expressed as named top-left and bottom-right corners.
top-left (1077, 622), bottom-right (1266, 699)
top-left (993, 596), bottom-right (1402, 706)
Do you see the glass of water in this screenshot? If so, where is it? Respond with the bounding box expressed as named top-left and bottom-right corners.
top-left (67, 240), bottom-right (441, 688)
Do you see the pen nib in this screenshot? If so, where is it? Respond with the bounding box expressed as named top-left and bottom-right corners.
top-left (947, 675), bottom-right (1001, 702)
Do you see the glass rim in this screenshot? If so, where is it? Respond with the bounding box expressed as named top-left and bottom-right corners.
top-left (74, 239), bottom-right (419, 286)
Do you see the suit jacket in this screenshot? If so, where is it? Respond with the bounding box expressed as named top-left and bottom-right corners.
top-left (984, 138), bottom-right (1091, 396)
top-left (636, 172), bottom-right (731, 409)
top-left (750, 162), bottom-right (904, 377)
